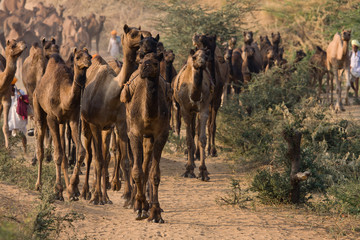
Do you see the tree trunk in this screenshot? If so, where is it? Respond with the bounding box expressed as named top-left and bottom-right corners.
top-left (283, 129), bottom-right (309, 204)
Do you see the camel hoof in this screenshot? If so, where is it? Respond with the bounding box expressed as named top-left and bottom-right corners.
top-left (210, 148), bottom-right (218, 157)
top-left (69, 196), bottom-right (79, 202)
top-left (135, 210), bottom-right (143, 220)
top-left (111, 180), bottom-right (121, 191)
top-left (141, 210), bottom-right (149, 219)
top-left (80, 189), bottom-right (91, 200)
top-left (148, 205), bottom-right (164, 223)
top-left (55, 195), bottom-right (64, 201)
top-left (181, 171), bottom-right (196, 178)
top-left (89, 193), bottom-right (104, 205)
top-left (35, 183), bottom-right (41, 191)
top-left (198, 169), bottom-right (210, 181)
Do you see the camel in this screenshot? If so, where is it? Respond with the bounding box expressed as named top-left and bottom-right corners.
top-left (242, 45), bottom-right (262, 84)
top-left (3, 0), bottom-right (26, 14)
top-left (271, 32), bottom-right (281, 59)
top-left (80, 25), bottom-right (148, 205)
top-left (0, 39), bottom-right (26, 149)
top-left (259, 36), bottom-right (275, 71)
top-left (160, 49), bottom-right (177, 84)
top-left (33, 48), bottom-right (91, 200)
top-left (120, 51), bottom-right (171, 222)
top-left (310, 46), bottom-right (327, 99)
top-left (224, 46), bottom-right (243, 95)
top-left (326, 30), bottom-right (351, 112)
top-left (62, 16), bottom-right (80, 44)
top-left (75, 20), bottom-right (90, 50)
top-left (173, 49), bottom-right (212, 181)
top-left (86, 15), bottom-right (106, 53)
top-left (244, 31), bottom-right (253, 46)
top-left (108, 59), bottom-right (123, 75)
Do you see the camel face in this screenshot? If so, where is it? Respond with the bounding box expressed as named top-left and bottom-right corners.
top-left (6, 39), bottom-right (26, 58)
top-left (139, 35), bottom-right (159, 56)
top-left (164, 50), bottom-right (175, 63)
top-left (99, 16), bottom-right (106, 23)
top-left (42, 38), bottom-right (59, 58)
top-left (224, 48), bottom-right (233, 62)
top-left (266, 47), bottom-right (275, 60)
top-left (242, 46), bottom-right (255, 60)
top-left (191, 49), bottom-right (209, 70)
top-left (157, 42), bottom-right (164, 54)
top-left (229, 37), bottom-right (237, 49)
top-left (244, 31), bottom-right (253, 45)
top-left (341, 30), bottom-right (351, 42)
top-left (74, 48), bottom-right (91, 69)
top-left (139, 52), bottom-right (162, 79)
top-left (271, 32), bottom-right (281, 45)
top-left (123, 24), bottom-right (143, 49)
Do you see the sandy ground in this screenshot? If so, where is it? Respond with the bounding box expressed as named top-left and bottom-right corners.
top-left (1, 145), bottom-right (359, 239)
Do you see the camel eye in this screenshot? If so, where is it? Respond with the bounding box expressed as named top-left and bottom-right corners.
top-left (11, 45), bottom-right (16, 49)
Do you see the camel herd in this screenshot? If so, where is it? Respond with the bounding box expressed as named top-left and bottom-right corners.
top-left (0, 1), bottom-right (356, 224)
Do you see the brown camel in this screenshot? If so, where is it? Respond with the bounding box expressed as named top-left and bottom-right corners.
top-left (80, 25), bottom-right (148, 205)
top-left (271, 32), bottom-right (281, 60)
top-left (120, 52), bottom-right (171, 222)
top-left (87, 15), bottom-right (106, 53)
top-left (310, 46), bottom-right (327, 99)
top-left (259, 36), bottom-right (275, 71)
top-left (0, 39), bottom-right (26, 149)
top-left (326, 30), bottom-right (351, 112)
top-left (160, 49), bottom-right (177, 84)
top-left (224, 46), bottom-right (243, 95)
top-left (33, 48), bottom-right (91, 200)
top-left (173, 49), bottom-right (212, 180)
top-left (75, 20), bottom-right (90, 50)
top-left (62, 16), bottom-right (80, 44)
top-left (242, 45), bottom-right (262, 84)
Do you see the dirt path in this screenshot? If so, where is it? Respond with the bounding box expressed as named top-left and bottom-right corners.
top-left (2, 101), bottom-right (360, 239)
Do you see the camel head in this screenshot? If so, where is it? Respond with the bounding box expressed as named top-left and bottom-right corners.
top-left (259, 35), bottom-right (271, 48)
top-left (243, 31), bottom-right (253, 45)
top-left (99, 16), bottom-right (106, 23)
top-left (5, 39), bottom-right (26, 58)
top-left (164, 50), bottom-right (175, 64)
top-left (192, 34), bottom-right (216, 61)
top-left (266, 47), bottom-right (275, 60)
top-left (73, 17), bottom-right (81, 31)
top-left (81, 17), bottom-right (89, 29)
top-left (139, 52), bottom-right (163, 79)
top-left (29, 42), bottom-right (43, 57)
top-left (190, 49), bottom-right (209, 70)
top-left (242, 46), bottom-right (255, 60)
top-left (271, 32), bottom-right (281, 45)
top-left (59, 5), bottom-right (65, 14)
top-left (122, 24), bottom-right (143, 49)
top-left (42, 38), bottom-right (59, 59)
top-left (228, 37), bottom-right (237, 50)
top-left (224, 48), bottom-right (233, 63)
top-left (138, 34), bottom-right (159, 57)
top-left (341, 29), bottom-right (351, 42)
top-left (73, 47), bottom-right (91, 71)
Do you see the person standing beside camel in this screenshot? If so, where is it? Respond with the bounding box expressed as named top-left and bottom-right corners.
top-left (349, 39), bottom-right (360, 98)
top-left (108, 30), bottom-right (122, 59)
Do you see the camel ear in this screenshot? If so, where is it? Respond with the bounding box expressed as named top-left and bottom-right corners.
top-left (190, 49), bottom-right (195, 56)
top-left (155, 34), bottom-right (160, 42)
top-left (51, 38), bottom-right (56, 44)
top-left (271, 32), bottom-right (274, 37)
top-left (6, 40), bottom-right (10, 46)
top-left (73, 47), bottom-right (77, 55)
top-left (124, 24), bottom-right (130, 34)
top-left (156, 52), bottom-right (163, 62)
top-left (140, 34), bottom-right (144, 41)
top-left (83, 47), bottom-right (88, 53)
top-left (138, 26), bottom-right (141, 30)
top-left (42, 37), bottom-right (46, 46)
top-left (243, 32), bottom-right (246, 36)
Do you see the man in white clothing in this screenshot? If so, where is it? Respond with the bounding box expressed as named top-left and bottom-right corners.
top-left (350, 39), bottom-right (360, 98)
top-left (108, 30), bottom-right (122, 59)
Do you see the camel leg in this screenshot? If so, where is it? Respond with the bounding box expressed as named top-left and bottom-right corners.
top-left (44, 127), bottom-right (52, 162)
top-left (34, 100), bottom-right (46, 191)
top-left (2, 100), bottom-right (10, 149)
top-left (114, 123), bottom-right (132, 207)
top-left (96, 34), bottom-right (100, 53)
top-left (89, 124), bottom-right (104, 205)
top-left (148, 132), bottom-right (168, 223)
top-left (20, 131), bottom-right (26, 153)
top-left (175, 101), bottom-right (181, 136)
top-left (101, 129), bottom-right (112, 204)
top-left (182, 113), bottom-right (196, 178)
top-left (66, 123), bottom-right (74, 166)
top-left (81, 120), bottom-right (92, 200)
top-left (198, 110), bottom-right (210, 181)
top-left (345, 67), bottom-right (351, 105)
top-left (47, 116), bottom-right (65, 201)
top-left (195, 114), bottom-right (200, 160)
top-left (138, 136), bottom-right (154, 219)
top-left (334, 69), bottom-right (345, 112)
top-left (68, 118), bottom-right (86, 200)
top-left (207, 103), bottom-right (218, 157)
top-left (128, 131), bottom-right (147, 220)
top-left (59, 124), bottom-right (70, 191)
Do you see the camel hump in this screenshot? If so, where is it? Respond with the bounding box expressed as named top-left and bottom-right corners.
top-left (332, 32), bottom-right (341, 42)
top-left (49, 54), bottom-right (64, 64)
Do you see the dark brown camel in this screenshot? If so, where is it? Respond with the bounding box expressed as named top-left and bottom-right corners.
top-left (259, 35), bottom-right (275, 71)
top-left (33, 48), bottom-right (91, 201)
top-left (173, 49), bottom-right (212, 180)
top-left (310, 46), bottom-right (327, 99)
top-left (121, 52), bottom-right (171, 223)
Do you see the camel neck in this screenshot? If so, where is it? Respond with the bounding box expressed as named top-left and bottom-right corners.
top-left (117, 46), bottom-right (138, 88)
top-left (165, 62), bottom-right (173, 83)
top-left (145, 76), bottom-right (159, 119)
top-left (342, 40), bottom-right (349, 60)
top-left (190, 67), bottom-right (203, 102)
top-left (67, 66), bottom-right (86, 109)
top-left (0, 56), bottom-right (17, 90)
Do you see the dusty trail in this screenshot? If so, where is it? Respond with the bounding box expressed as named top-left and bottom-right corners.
top-left (2, 101), bottom-right (360, 239)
